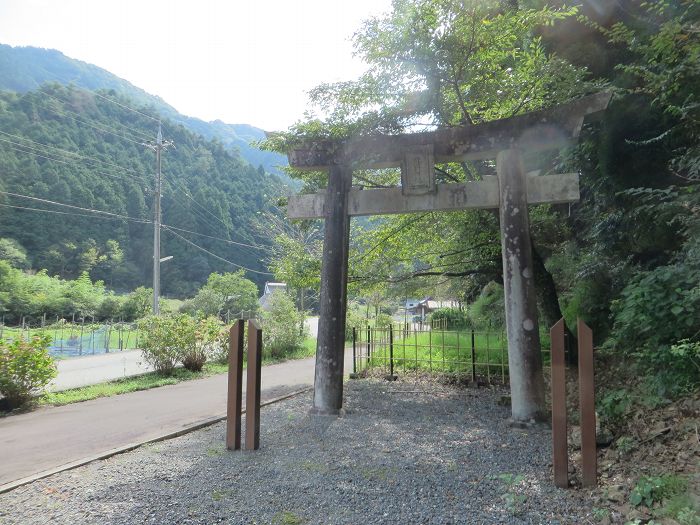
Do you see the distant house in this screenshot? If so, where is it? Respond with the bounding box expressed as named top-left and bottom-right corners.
top-left (405, 298), bottom-right (421, 311)
top-left (258, 282), bottom-right (288, 311)
top-left (406, 298), bottom-right (460, 321)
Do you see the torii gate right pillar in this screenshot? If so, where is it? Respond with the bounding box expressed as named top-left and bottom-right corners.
top-left (497, 149), bottom-right (546, 422)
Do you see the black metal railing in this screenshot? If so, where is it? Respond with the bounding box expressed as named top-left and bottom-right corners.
top-left (352, 323), bottom-right (551, 384)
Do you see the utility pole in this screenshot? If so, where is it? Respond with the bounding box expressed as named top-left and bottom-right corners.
top-left (144, 123), bottom-right (173, 314)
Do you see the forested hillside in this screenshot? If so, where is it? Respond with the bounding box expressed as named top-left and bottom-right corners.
top-left (0, 44), bottom-right (290, 180)
top-left (0, 83), bottom-right (281, 296)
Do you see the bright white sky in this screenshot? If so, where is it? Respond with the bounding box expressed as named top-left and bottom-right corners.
top-left (0, 0), bottom-right (393, 131)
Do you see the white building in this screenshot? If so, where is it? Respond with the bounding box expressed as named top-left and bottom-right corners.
top-left (258, 282), bottom-right (288, 311)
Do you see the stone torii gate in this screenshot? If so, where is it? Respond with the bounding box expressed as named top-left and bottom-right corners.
top-left (285, 92), bottom-right (610, 423)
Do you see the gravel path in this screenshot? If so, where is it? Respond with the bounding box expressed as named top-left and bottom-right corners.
top-left (0, 380), bottom-right (592, 524)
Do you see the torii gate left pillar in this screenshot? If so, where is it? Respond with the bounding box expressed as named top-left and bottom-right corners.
top-left (311, 164), bottom-right (351, 414)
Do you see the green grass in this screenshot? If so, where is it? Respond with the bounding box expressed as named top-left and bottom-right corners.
top-left (302, 336), bottom-right (317, 355)
top-left (272, 511), bottom-right (306, 525)
top-left (39, 339), bottom-right (317, 408)
top-left (41, 362), bottom-right (228, 406)
top-left (261, 337), bottom-right (317, 364)
top-left (360, 329), bottom-right (550, 379)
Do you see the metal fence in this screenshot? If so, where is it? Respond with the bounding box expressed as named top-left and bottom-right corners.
top-left (0, 322), bottom-right (140, 358)
top-left (351, 324), bottom-right (550, 384)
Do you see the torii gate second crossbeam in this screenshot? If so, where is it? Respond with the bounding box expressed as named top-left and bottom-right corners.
top-left (285, 92), bottom-right (610, 423)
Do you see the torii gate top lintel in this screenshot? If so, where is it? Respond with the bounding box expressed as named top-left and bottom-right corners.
top-left (287, 92), bottom-right (611, 171)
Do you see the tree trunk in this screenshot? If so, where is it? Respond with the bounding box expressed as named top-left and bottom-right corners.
top-left (531, 240), bottom-right (577, 363)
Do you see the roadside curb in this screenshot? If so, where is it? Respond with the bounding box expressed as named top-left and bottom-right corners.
top-left (0, 386), bottom-right (312, 495)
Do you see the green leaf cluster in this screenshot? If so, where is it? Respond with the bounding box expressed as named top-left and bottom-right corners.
top-left (261, 291), bottom-right (307, 360)
top-left (137, 314), bottom-right (224, 374)
top-left (179, 270), bottom-right (259, 319)
top-left (0, 335), bottom-right (57, 409)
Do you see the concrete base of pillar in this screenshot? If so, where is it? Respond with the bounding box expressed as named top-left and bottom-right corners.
top-left (508, 416), bottom-right (550, 429)
top-left (309, 406), bottom-right (343, 417)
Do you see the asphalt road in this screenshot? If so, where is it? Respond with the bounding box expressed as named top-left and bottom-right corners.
top-left (0, 350), bottom-right (351, 489)
top-left (49, 350), bottom-right (152, 391)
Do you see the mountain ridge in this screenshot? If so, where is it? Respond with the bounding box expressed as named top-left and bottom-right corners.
top-left (0, 44), bottom-right (291, 182)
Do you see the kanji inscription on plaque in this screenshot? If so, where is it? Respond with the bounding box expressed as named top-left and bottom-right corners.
top-left (401, 144), bottom-right (435, 195)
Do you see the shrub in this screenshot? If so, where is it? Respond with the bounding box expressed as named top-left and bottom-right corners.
top-left (212, 325), bottom-right (232, 364)
top-left (607, 262), bottom-right (700, 391)
top-left (180, 271), bottom-right (260, 320)
top-left (470, 282), bottom-right (505, 329)
top-left (374, 312), bottom-right (393, 330)
top-left (137, 315), bottom-right (191, 375)
top-left (181, 317), bottom-right (223, 372)
top-left (429, 307), bottom-right (470, 330)
top-left (96, 295), bottom-right (123, 321)
top-left (121, 287), bottom-right (153, 321)
top-left (0, 336), bottom-right (57, 410)
top-left (630, 474), bottom-right (688, 508)
top-left (261, 292), bottom-right (306, 359)
top-left (345, 302), bottom-right (367, 340)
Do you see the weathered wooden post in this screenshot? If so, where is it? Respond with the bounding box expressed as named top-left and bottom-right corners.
top-left (578, 318), bottom-right (597, 487)
top-left (497, 149), bottom-right (546, 423)
top-left (226, 320), bottom-right (245, 450)
top-left (550, 318), bottom-right (568, 488)
top-left (245, 320), bottom-right (262, 450)
top-left (312, 164), bottom-right (352, 415)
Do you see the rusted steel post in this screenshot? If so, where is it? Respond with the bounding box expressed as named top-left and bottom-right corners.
top-left (312, 165), bottom-right (352, 415)
top-left (245, 320), bottom-right (262, 450)
top-left (497, 149), bottom-right (546, 423)
top-left (550, 319), bottom-right (568, 488)
top-left (578, 318), bottom-right (597, 487)
top-left (226, 320), bottom-right (245, 450)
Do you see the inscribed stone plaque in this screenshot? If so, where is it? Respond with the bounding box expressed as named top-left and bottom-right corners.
top-left (401, 144), bottom-right (435, 195)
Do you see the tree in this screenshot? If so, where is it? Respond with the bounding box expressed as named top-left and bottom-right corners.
top-left (0, 237), bottom-right (29, 269)
top-left (181, 271), bottom-right (260, 319)
top-left (261, 291), bottom-right (307, 359)
top-left (265, 0), bottom-right (593, 318)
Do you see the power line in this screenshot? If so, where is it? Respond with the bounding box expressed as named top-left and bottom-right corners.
top-left (168, 178), bottom-right (233, 233)
top-left (1, 188), bottom-right (272, 275)
top-left (0, 189), bottom-right (267, 251)
top-left (0, 191), bottom-right (148, 223)
top-left (165, 192), bottom-right (268, 262)
top-left (0, 202), bottom-right (150, 224)
top-left (38, 98), bottom-right (149, 146)
top-left (0, 130), bottom-right (151, 182)
top-left (38, 89), bottom-right (155, 142)
top-left (0, 140), bottom-right (146, 185)
top-left (162, 224), bottom-right (266, 250)
top-left (167, 180), bottom-right (269, 251)
top-left (90, 90), bottom-right (160, 123)
top-left (164, 228), bottom-right (273, 276)
top-left (167, 189), bottom-right (226, 234)
top-left (0, 138), bottom-right (152, 187)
